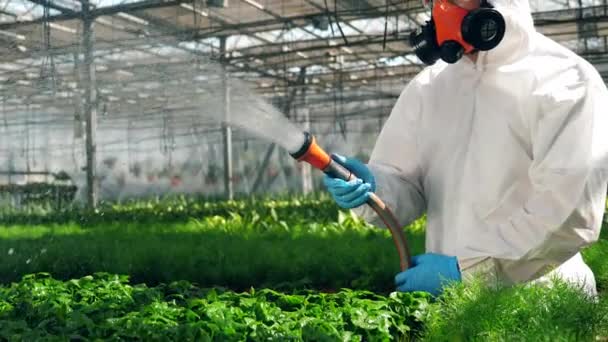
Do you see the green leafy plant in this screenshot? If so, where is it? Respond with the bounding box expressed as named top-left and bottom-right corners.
top-left (420, 277), bottom-right (608, 341)
top-left (0, 273), bottom-right (431, 341)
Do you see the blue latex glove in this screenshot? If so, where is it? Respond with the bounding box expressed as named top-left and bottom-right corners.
top-left (395, 253), bottom-right (461, 297)
top-left (322, 154), bottom-right (376, 209)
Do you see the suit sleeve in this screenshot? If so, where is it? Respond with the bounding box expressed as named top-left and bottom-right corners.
top-left (352, 81), bottom-right (428, 229)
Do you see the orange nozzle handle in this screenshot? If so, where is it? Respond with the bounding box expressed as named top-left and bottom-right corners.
top-left (290, 132), bottom-right (331, 170)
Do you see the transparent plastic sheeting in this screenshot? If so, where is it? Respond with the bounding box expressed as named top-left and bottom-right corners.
top-left (0, 108), bottom-right (385, 203)
top-left (0, 60), bottom-right (394, 204)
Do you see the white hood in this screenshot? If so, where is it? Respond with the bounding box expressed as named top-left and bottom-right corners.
top-left (475, 0), bottom-right (536, 67)
top-left (491, 0), bottom-right (533, 16)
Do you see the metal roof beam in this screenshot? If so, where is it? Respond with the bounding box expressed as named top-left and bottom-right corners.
top-left (0, 0), bottom-right (189, 30)
top-left (27, 0), bottom-right (78, 14)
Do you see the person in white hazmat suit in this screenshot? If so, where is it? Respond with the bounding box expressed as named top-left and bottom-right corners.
top-left (324, 0), bottom-right (608, 297)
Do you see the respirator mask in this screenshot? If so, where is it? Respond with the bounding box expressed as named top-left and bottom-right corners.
top-left (409, 0), bottom-right (506, 65)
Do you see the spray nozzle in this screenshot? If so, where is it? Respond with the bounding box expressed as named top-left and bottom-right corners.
top-left (289, 132), bottom-right (332, 171)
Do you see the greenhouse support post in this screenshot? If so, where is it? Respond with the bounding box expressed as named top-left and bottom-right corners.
top-left (220, 36), bottom-right (234, 200)
top-left (82, 0), bottom-right (98, 209)
top-left (299, 67), bottom-right (313, 194)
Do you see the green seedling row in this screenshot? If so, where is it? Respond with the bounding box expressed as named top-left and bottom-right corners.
top-left (0, 195), bottom-right (342, 226)
top-left (0, 210), bottom-right (426, 292)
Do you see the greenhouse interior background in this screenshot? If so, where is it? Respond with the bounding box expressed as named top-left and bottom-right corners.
top-left (0, 0), bottom-right (606, 207)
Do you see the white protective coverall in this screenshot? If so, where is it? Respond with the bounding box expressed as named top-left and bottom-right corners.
top-left (353, 0), bottom-right (608, 296)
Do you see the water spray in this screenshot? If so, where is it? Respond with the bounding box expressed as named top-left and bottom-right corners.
top-left (290, 132), bottom-right (411, 271)
top-left (187, 71), bottom-right (411, 271)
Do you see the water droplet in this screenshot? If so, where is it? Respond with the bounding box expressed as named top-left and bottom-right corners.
top-left (25, 259), bottom-right (31, 264)
top-left (8, 248), bottom-right (14, 255)
top-left (40, 248), bottom-right (47, 254)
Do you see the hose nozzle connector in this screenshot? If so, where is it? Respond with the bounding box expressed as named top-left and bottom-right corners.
top-left (290, 132), bottom-right (331, 170)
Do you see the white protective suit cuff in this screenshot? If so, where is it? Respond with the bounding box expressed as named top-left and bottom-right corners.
top-left (459, 257), bottom-right (500, 286)
top-left (458, 255), bottom-right (572, 286)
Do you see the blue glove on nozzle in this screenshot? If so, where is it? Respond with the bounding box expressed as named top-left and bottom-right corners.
top-left (395, 253), bottom-right (462, 297)
top-left (322, 154), bottom-right (376, 209)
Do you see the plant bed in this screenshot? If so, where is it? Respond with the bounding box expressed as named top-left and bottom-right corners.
top-left (0, 197), bottom-right (605, 341)
top-left (1, 272), bottom-right (606, 341)
top-left (0, 273), bottom-right (431, 341)
top-left (0, 195), bottom-right (343, 226)
top-left (0, 212), bottom-right (426, 291)
top-left (420, 279), bottom-right (608, 341)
